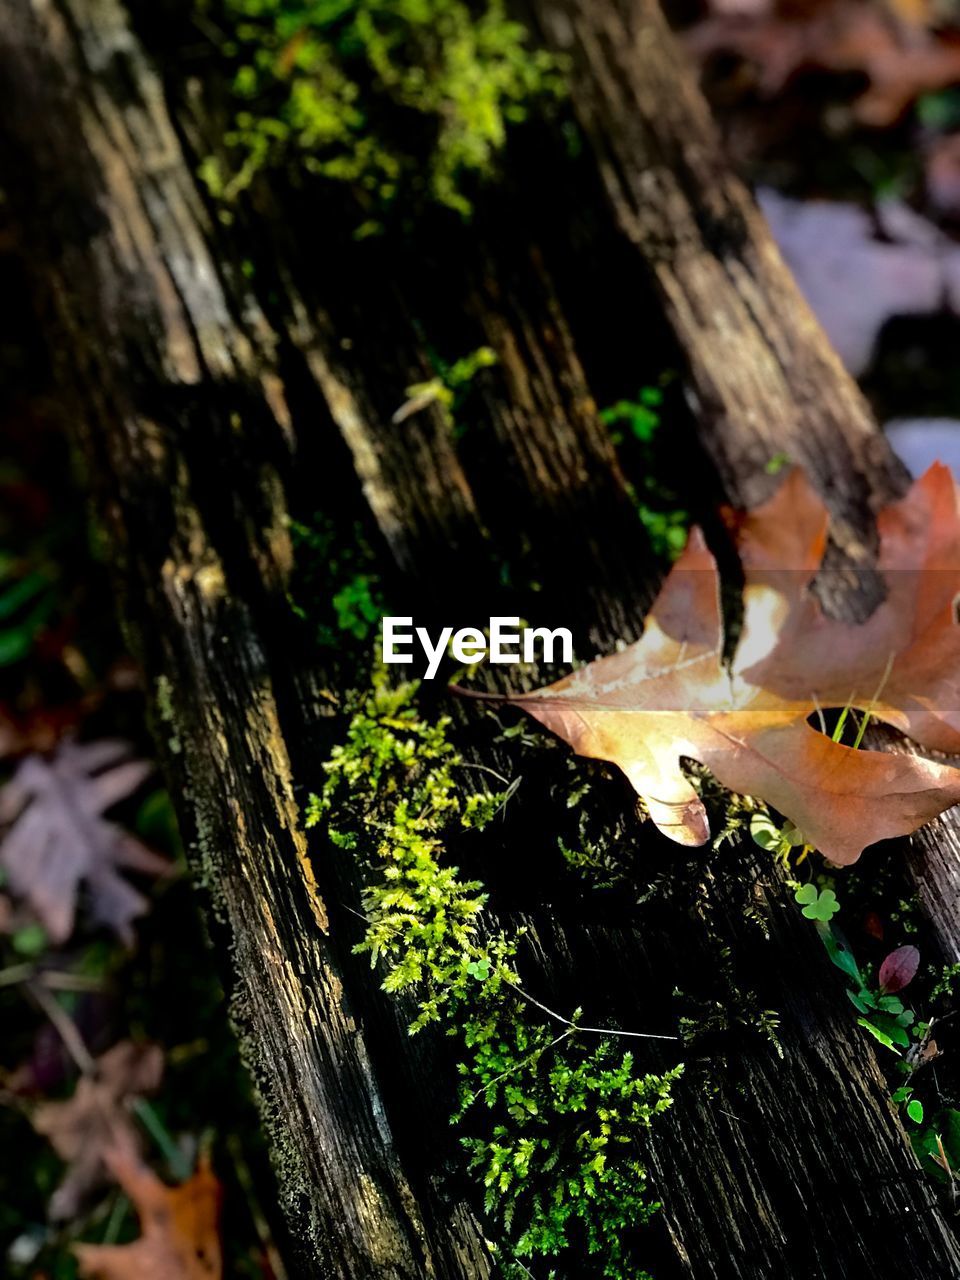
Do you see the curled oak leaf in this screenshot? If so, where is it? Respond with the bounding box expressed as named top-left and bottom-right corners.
top-left (74, 1146), bottom-right (222, 1280)
top-left (463, 467), bottom-right (960, 865)
top-left (879, 944), bottom-right (921, 994)
top-left (0, 738), bottom-right (169, 944)
top-left (741, 464), bottom-right (960, 752)
top-left (33, 1040), bottom-right (164, 1221)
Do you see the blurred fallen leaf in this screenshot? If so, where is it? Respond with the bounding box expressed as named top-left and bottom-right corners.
top-left (0, 739), bottom-right (169, 943)
top-left (74, 1146), bottom-right (222, 1280)
top-left (688, 0), bottom-right (960, 126)
top-left (760, 187), bottom-right (960, 373)
top-left (33, 1041), bottom-right (164, 1221)
top-left (460, 466), bottom-right (960, 863)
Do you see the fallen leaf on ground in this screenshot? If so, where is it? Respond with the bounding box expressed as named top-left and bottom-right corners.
top-left (687, 0), bottom-right (960, 127)
top-left (0, 739), bottom-right (169, 943)
top-left (467, 466), bottom-right (960, 865)
top-left (33, 1040), bottom-right (164, 1221)
top-left (760, 188), bottom-right (960, 374)
top-left (74, 1146), bottom-right (222, 1280)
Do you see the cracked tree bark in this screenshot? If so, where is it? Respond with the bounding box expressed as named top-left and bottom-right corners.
top-left (1, 0), bottom-right (959, 1278)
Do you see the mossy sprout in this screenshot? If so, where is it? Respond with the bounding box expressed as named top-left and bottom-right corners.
top-left (307, 673), bottom-right (683, 1275)
top-left (199, 0), bottom-right (567, 220)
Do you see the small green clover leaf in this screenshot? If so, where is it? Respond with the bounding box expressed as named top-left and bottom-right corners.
top-left (467, 957), bottom-right (491, 982)
top-left (891, 1087), bottom-right (924, 1123)
top-left (809, 891), bottom-right (839, 921)
top-left (795, 884), bottom-right (839, 921)
top-left (753, 813), bottom-right (807, 857)
top-left (750, 812), bottom-right (783, 851)
top-left (781, 821), bottom-right (805, 847)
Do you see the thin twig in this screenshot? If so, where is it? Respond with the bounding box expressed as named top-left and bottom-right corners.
top-left (0, 963), bottom-right (33, 988)
top-left (26, 979), bottom-right (97, 1076)
top-left (505, 979), bottom-right (679, 1041)
top-left (338, 901), bottom-right (678, 1042)
top-left (0, 964), bottom-right (106, 992)
top-left (228, 1132), bottom-right (291, 1280)
top-left (39, 971), bottom-right (107, 993)
top-left (454, 761), bottom-right (512, 786)
top-left (461, 1029), bottom-right (573, 1110)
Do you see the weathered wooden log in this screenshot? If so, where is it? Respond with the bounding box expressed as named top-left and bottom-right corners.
top-left (2, 1), bottom-right (959, 1279)
top-left (0, 3), bottom-right (489, 1276)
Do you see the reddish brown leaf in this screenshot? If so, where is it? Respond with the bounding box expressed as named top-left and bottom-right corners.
top-left (687, 1), bottom-right (960, 127)
top-left (33, 1041), bottom-right (164, 1221)
top-left (879, 944), bottom-right (921, 992)
top-left (741, 465), bottom-right (960, 752)
top-left (863, 910), bottom-right (885, 940)
top-left (74, 1147), bottom-right (222, 1280)
top-left (0, 739), bottom-right (169, 943)
top-left (480, 467), bottom-right (960, 864)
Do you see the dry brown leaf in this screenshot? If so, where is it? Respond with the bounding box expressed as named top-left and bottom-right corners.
top-left (74, 1147), bottom-right (222, 1280)
top-left (687, 1), bottom-right (960, 126)
top-left (33, 1041), bottom-right (164, 1221)
top-left (739, 464), bottom-right (960, 747)
top-left (0, 739), bottom-right (169, 944)
top-left (481, 466), bottom-right (960, 865)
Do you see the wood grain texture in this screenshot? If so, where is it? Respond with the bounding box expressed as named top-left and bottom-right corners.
top-left (0, 2), bottom-right (483, 1275)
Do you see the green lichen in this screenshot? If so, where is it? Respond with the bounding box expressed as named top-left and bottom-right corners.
top-left (307, 673), bottom-right (683, 1276)
top-left (199, 0), bottom-right (566, 220)
top-left (154, 673), bottom-right (183, 755)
